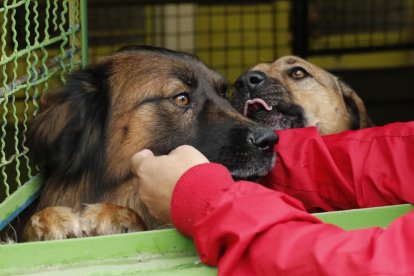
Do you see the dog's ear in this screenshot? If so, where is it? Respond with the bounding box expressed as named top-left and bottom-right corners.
top-left (29, 62), bottom-right (111, 180)
top-left (335, 78), bottom-right (375, 129)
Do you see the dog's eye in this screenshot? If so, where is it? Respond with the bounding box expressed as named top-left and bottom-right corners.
top-left (289, 67), bottom-right (309, 80)
top-left (173, 93), bottom-right (191, 107)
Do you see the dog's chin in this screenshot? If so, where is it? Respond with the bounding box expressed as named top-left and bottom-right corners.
top-left (230, 153), bottom-right (276, 181)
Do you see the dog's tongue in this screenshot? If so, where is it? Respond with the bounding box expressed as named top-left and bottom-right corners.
top-left (243, 98), bottom-right (273, 117)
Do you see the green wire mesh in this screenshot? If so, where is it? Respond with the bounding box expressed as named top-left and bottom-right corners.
top-left (0, 0), bottom-right (86, 213)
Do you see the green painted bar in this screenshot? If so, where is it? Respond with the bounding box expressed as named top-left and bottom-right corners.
top-left (315, 203), bottom-right (414, 230)
top-left (0, 176), bottom-right (42, 227)
top-left (0, 204), bottom-right (412, 275)
top-left (0, 229), bottom-right (207, 275)
top-left (0, 30), bottom-right (76, 66)
top-left (80, 0), bottom-right (89, 67)
top-left (0, 229), bottom-right (195, 266)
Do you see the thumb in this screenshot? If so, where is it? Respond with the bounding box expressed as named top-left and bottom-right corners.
top-left (130, 149), bottom-right (155, 174)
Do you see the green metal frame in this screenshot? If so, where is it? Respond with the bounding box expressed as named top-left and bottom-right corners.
top-left (0, 0), bottom-right (88, 231)
top-left (80, 0), bottom-right (88, 67)
top-left (315, 203), bottom-right (414, 230)
top-left (0, 175), bottom-right (42, 230)
top-left (0, 204), bottom-right (411, 275)
top-left (0, 229), bottom-right (214, 275)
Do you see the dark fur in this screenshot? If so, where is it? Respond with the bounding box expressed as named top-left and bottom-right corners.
top-left (30, 62), bottom-right (111, 202)
top-left (24, 46), bottom-right (277, 240)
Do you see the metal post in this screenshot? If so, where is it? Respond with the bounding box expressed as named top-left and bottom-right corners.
top-left (291, 0), bottom-right (309, 58)
top-left (80, 0), bottom-right (88, 67)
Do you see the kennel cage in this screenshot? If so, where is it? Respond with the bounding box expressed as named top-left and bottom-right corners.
top-left (0, 0), bottom-right (88, 231)
top-left (0, 0), bottom-right (413, 274)
top-left (85, 0), bottom-right (414, 78)
top-left (85, 0), bottom-right (414, 124)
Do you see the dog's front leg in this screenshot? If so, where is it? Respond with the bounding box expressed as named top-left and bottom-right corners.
top-left (80, 203), bottom-right (146, 236)
top-left (23, 206), bottom-right (82, 241)
top-left (23, 203), bottom-right (146, 242)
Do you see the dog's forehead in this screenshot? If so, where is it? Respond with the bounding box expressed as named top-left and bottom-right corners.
top-left (278, 56), bottom-right (332, 76)
top-left (105, 50), bottom-right (225, 105)
top-left (275, 56), bottom-right (313, 71)
top-left (250, 56), bottom-right (313, 76)
top-left (113, 50), bottom-right (222, 83)
top-left (271, 56), bottom-right (334, 82)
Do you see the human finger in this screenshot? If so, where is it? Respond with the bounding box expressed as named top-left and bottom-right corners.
top-left (130, 149), bottom-right (155, 175)
top-left (169, 145), bottom-right (210, 164)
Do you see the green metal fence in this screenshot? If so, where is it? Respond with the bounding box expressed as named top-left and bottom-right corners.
top-left (0, 0), bottom-right (88, 231)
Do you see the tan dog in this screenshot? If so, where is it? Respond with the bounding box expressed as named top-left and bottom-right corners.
top-left (231, 56), bottom-right (374, 135)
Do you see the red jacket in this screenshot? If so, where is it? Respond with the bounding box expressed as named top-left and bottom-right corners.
top-left (171, 122), bottom-right (414, 275)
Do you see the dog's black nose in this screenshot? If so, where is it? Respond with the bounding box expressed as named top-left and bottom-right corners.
top-left (250, 128), bottom-right (279, 151)
top-left (235, 71), bottom-right (267, 92)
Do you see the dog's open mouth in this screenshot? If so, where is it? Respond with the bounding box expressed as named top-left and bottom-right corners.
top-left (243, 98), bottom-right (273, 117)
top-left (242, 97), bottom-right (305, 130)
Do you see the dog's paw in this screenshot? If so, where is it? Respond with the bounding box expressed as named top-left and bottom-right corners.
top-left (80, 203), bottom-right (146, 236)
top-left (23, 206), bottom-right (82, 242)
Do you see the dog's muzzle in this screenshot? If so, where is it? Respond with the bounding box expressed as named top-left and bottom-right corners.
top-left (235, 70), bottom-right (267, 97)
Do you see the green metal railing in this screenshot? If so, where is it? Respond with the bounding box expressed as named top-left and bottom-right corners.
top-left (0, 0), bottom-right (88, 231)
top-left (0, 204), bottom-right (411, 274)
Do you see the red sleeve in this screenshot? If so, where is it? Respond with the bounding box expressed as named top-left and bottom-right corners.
top-left (262, 121), bottom-right (414, 212)
top-left (171, 163), bottom-right (414, 276)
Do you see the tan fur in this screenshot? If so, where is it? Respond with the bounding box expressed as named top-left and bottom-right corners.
top-left (251, 56), bottom-right (373, 135)
top-left (24, 204), bottom-right (146, 241)
top-left (33, 53), bottom-right (202, 213)
top-left (24, 207), bottom-right (82, 241)
top-left (104, 54), bottom-right (196, 184)
top-left (80, 203), bottom-right (146, 236)
top-left (25, 52), bottom-right (196, 240)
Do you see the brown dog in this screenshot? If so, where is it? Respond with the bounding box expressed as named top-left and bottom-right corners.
top-left (231, 56), bottom-right (374, 135)
top-left (22, 46), bottom-right (278, 241)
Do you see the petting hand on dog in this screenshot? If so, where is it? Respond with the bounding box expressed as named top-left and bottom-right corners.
top-left (130, 122), bottom-right (414, 275)
top-left (130, 145), bottom-right (209, 224)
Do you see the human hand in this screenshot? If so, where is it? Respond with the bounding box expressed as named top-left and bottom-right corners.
top-left (130, 145), bottom-right (209, 224)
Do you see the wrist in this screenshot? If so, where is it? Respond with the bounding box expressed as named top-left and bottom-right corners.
top-left (171, 163), bottom-right (233, 237)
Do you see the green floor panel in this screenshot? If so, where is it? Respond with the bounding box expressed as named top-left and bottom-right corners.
top-left (0, 204), bottom-right (412, 275)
